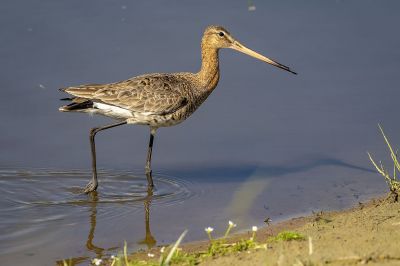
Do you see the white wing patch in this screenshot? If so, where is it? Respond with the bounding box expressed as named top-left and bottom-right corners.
top-left (93, 102), bottom-right (133, 119)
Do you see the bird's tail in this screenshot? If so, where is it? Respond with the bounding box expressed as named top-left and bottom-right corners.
top-left (58, 97), bottom-right (93, 112)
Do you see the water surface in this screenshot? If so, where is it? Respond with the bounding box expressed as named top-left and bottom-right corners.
top-left (0, 164), bottom-right (385, 265)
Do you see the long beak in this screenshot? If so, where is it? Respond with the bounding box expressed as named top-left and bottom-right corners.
top-left (231, 41), bottom-right (297, 75)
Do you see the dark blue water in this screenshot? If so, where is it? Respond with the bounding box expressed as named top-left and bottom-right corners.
top-left (1, 0), bottom-right (399, 265)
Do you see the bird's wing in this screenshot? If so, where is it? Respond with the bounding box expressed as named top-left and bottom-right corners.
top-left (61, 74), bottom-right (188, 115)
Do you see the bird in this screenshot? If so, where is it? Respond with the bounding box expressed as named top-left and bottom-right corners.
top-left (59, 25), bottom-right (296, 194)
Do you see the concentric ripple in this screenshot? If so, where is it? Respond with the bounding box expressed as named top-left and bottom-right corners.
top-left (0, 168), bottom-right (194, 206)
top-left (0, 168), bottom-right (195, 256)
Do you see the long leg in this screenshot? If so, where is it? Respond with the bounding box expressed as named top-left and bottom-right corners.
top-left (84, 121), bottom-right (127, 193)
top-left (144, 128), bottom-right (156, 188)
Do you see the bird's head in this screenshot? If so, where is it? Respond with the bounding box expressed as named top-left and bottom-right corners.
top-left (202, 25), bottom-right (297, 75)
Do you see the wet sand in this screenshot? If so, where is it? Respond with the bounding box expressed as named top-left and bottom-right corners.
top-left (129, 195), bottom-right (400, 265)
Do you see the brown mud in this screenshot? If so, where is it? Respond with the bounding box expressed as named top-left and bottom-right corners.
top-left (126, 195), bottom-right (400, 265)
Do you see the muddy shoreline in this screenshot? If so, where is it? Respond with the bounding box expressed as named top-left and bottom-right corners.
top-left (124, 195), bottom-right (400, 265)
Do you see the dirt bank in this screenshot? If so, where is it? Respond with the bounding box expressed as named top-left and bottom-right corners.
top-left (127, 196), bottom-right (400, 265)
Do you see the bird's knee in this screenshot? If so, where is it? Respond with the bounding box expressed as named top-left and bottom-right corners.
top-left (90, 127), bottom-right (100, 138)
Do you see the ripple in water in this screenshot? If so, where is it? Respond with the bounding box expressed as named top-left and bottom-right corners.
top-left (0, 168), bottom-right (194, 205)
top-left (0, 168), bottom-right (195, 256)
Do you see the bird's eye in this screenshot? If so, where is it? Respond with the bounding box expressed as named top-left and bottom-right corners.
top-left (218, 32), bottom-right (224, 37)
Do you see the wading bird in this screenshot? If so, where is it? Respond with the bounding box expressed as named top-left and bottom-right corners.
top-left (59, 25), bottom-right (296, 193)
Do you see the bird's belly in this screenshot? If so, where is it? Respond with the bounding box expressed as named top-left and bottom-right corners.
top-left (127, 113), bottom-right (186, 128)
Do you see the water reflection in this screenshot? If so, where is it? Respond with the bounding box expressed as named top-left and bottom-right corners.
top-left (85, 192), bottom-right (109, 260)
top-left (137, 186), bottom-right (157, 249)
top-left (0, 161), bottom-right (385, 266)
top-left (0, 169), bottom-right (194, 266)
top-left (56, 188), bottom-right (156, 265)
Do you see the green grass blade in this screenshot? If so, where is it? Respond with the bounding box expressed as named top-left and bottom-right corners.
top-left (367, 152), bottom-right (392, 187)
top-left (124, 241), bottom-right (129, 266)
top-left (164, 230), bottom-right (188, 266)
top-left (368, 152), bottom-right (385, 176)
top-left (378, 124), bottom-right (400, 171)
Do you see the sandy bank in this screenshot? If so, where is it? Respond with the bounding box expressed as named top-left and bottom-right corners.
top-left (126, 196), bottom-right (400, 265)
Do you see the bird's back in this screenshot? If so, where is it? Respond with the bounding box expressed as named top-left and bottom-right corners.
top-left (59, 72), bottom-right (208, 127)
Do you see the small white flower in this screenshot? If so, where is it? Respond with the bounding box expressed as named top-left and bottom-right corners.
top-left (252, 226), bottom-right (258, 232)
top-left (110, 255), bottom-right (116, 259)
top-left (205, 227), bottom-right (214, 233)
top-left (147, 253), bottom-right (155, 257)
top-left (228, 220), bottom-right (237, 227)
top-left (92, 258), bottom-right (102, 265)
top-left (160, 246), bottom-right (165, 253)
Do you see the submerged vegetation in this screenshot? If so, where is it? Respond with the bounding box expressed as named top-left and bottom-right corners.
top-left (368, 124), bottom-right (400, 201)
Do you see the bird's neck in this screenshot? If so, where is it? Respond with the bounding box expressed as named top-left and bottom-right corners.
top-left (197, 46), bottom-right (220, 92)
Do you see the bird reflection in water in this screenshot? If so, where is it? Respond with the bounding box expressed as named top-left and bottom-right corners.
top-left (137, 187), bottom-right (156, 249)
top-left (56, 187), bottom-right (156, 265)
top-left (85, 192), bottom-right (111, 260)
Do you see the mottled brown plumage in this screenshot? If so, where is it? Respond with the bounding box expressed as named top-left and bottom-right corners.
top-left (59, 25), bottom-right (296, 193)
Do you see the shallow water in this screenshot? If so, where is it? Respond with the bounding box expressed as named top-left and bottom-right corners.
top-left (1, 0), bottom-right (400, 265)
top-left (0, 169), bottom-right (194, 265)
top-left (0, 164), bottom-right (386, 265)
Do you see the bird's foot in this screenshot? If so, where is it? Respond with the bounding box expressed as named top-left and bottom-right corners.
top-left (83, 180), bottom-right (98, 194)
